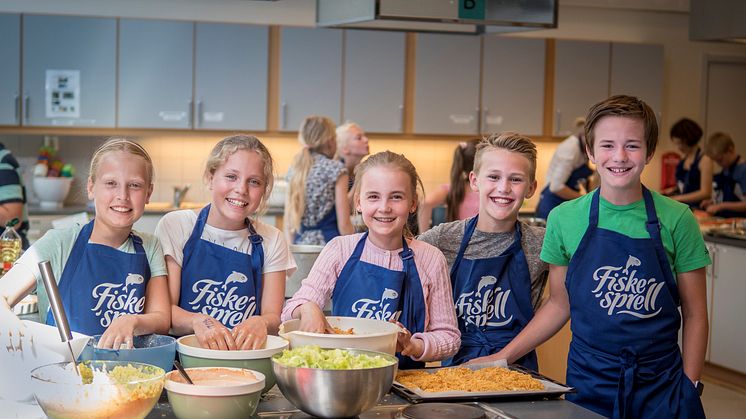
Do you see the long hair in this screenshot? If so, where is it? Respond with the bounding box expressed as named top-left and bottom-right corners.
top-left (445, 139), bottom-right (479, 222)
top-left (285, 116), bottom-right (337, 235)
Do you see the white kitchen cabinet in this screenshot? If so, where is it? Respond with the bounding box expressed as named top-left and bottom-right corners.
top-left (414, 33), bottom-right (481, 135)
top-left (553, 40), bottom-right (610, 136)
top-left (194, 23), bottom-right (269, 131)
top-left (0, 14), bottom-right (20, 126)
top-left (482, 36), bottom-right (545, 136)
top-left (709, 242), bottom-right (746, 373)
top-left (118, 19), bottom-right (194, 129)
top-left (610, 42), bottom-right (663, 119)
top-left (703, 241), bottom-right (717, 361)
top-left (343, 29), bottom-right (406, 133)
top-left (279, 27), bottom-right (343, 131)
top-left (23, 15), bottom-right (117, 127)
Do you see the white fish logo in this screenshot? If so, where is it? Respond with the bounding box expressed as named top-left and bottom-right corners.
top-left (623, 255), bottom-right (642, 275)
top-left (476, 276), bottom-right (498, 296)
top-left (381, 288), bottom-right (399, 302)
top-left (223, 271), bottom-right (248, 289)
top-left (123, 273), bottom-right (144, 291)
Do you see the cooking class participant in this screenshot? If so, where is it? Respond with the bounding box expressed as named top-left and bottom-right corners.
top-left (535, 117), bottom-right (595, 220)
top-left (0, 138), bottom-right (170, 349)
top-left (663, 118), bottom-right (713, 207)
top-left (285, 116), bottom-right (354, 245)
top-left (282, 151), bottom-right (460, 368)
top-left (0, 143), bottom-right (30, 249)
top-left (418, 133), bottom-right (548, 368)
top-left (476, 96), bottom-right (709, 418)
top-left (700, 131), bottom-right (746, 217)
top-left (418, 139), bottom-right (480, 233)
top-left (156, 135), bottom-right (295, 351)
top-left (335, 121), bottom-right (370, 192)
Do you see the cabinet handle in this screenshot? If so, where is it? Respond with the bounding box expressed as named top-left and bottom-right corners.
top-left (555, 109), bottom-right (561, 135)
top-left (188, 100), bottom-right (194, 128)
top-left (14, 94), bottom-right (20, 124)
top-left (398, 104), bottom-right (404, 132)
top-left (281, 102), bottom-right (287, 130)
top-left (24, 95), bottom-right (29, 122)
top-left (196, 100), bottom-right (203, 128)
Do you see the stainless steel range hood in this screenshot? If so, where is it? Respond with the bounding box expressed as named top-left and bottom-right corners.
top-left (690, 0), bottom-right (746, 43)
top-left (317, 0), bottom-right (557, 34)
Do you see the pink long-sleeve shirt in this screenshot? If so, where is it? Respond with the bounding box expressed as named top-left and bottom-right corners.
top-left (282, 233), bottom-right (461, 362)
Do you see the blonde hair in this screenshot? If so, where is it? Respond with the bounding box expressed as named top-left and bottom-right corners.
top-left (352, 151), bottom-right (424, 239)
top-left (205, 134), bottom-right (274, 216)
top-left (89, 137), bottom-right (154, 184)
top-left (474, 132), bottom-right (538, 181)
top-left (285, 116), bottom-right (337, 234)
top-left (335, 121), bottom-right (362, 152)
top-left (705, 132), bottom-right (735, 158)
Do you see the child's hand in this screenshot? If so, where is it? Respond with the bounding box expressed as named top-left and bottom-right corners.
top-left (192, 315), bottom-right (237, 350)
top-left (706, 203), bottom-right (722, 215)
top-left (98, 314), bottom-right (137, 349)
top-left (464, 353), bottom-right (500, 365)
top-left (1, 305), bottom-right (26, 352)
top-left (231, 316), bottom-right (268, 350)
top-left (395, 322), bottom-right (424, 358)
top-left (298, 302), bottom-right (331, 333)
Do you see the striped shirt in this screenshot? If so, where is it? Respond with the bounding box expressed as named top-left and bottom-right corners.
top-left (0, 144), bottom-right (29, 248)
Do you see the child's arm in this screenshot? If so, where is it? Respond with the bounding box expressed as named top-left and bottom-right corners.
top-left (232, 270), bottom-right (285, 350)
top-left (672, 156), bottom-right (714, 204)
top-left (335, 174), bottom-right (354, 235)
top-left (0, 264), bottom-right (37, 346)
top-left (678, 267), bottom-right (708, 383)
top-left (705, 199), bottom-right (746, 214)
top-left (468, 264), bottom-right (571, 364)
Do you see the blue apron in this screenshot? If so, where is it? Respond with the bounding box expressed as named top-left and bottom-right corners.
top-left (178, 205), bottom-right (264, 328)
top-left (296, 207), bottom-right (339, 244)
top-left (445, 217), bottom-right (537, 370)
top-left (47, 220), bottom-right (150, 336)
top-left (331, 233), bottom-right (426, 369)
top-left (536, 137), bottom-right (593, 219)
top-left (565, 187), bottom-right (705, 419)
top-left (712, 156), bottom-right (746, 218)
top-left (675, 148), bottom-right (702, 207)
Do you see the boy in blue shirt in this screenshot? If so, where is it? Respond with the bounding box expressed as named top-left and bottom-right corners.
top-left (701, 131), bottom-right (746, 217)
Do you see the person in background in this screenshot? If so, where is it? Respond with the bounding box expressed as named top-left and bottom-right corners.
top-left (700, 132), bottom-right (746, 217)
top-left (418, 133), bottom-right (548, 368)
top-left (478, 96), bottom-right (708, 418)
top-left (664, 118), bottom-right (713, 207)
top-left (156, 135), bottom-right (295, 351)
top-left (0, 143), bottom-right (29, 249)
top-left (0, 138), bottom-right (171, 349)
top-left (418, 139), bottom-right (480, 233)
top-left (282, 151), bottom-right (460, 369)
top-left (285, 116), bottom-right (354, 245)
top-left (535, 118), bottom-right (594, 220)
top-left (335, 122), bottom-right (370, 192)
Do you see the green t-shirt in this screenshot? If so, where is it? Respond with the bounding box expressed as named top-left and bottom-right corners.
top-left (540, 189), bottom-right (711, 278)
top-left (14, 224), bottom-right (167, 323)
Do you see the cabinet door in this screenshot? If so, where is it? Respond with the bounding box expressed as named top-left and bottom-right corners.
top-left (710, 244), bottom-right (746, 373)
top-left (554, 40), bottom-right (610, 136)
top-left (279, 27), bottom-right (342, 131)
top-left (343, 30), bottom-right (405, 133)
top-left (610, 43), bottom-right (663, 119)
top-left (0, 14), bottom-right (20, 126)
top-left (22, 15), bottom-right (116, 127)
top-left (195, 23), bottom-right (268, 131)
top-left (482, 37), bottom-right (545, 136)
top-left (119, 19), bottom-right (194, 129)
top-left (414, 33), bottom-right (481, 135)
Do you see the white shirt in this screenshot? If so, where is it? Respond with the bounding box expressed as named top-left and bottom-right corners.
top-left (543, 134), bottom-right (589, 193)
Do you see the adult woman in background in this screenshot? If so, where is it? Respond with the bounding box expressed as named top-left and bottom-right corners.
top-left (285, 116), bottom-right (354, 245)
top-left (418, 139), bottom-right (480, 233)
top-left (664, 118), bottom-right (713, 207)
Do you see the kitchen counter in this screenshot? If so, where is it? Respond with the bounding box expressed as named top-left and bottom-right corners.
top-left (703, 233), bottom-right (746, 248)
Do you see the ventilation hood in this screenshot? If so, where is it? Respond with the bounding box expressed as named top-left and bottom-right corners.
top-left (690, 0), bottom-right (746, 43)
top-left (316, 0), bottom-right (557, 34)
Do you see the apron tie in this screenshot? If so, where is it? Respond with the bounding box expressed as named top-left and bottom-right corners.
top-left (616, 347), bottom-right (638, 419)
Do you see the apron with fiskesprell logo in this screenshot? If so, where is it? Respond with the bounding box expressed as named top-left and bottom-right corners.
top-left (178, 205), bottom-right (264, 328)
top-left (564, 187), bottom-right (705, 419)
top-left (47, 220), bottom-right (150, 336)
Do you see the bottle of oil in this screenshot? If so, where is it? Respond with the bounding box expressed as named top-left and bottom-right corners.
top-left (1, 218), bottom-right (22, 275)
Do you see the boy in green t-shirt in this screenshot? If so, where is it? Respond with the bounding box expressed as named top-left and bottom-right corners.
top-left (472, 95), bottom-right (709, 419)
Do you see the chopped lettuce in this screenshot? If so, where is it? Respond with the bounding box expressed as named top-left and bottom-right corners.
top-left (274, 345), bottom-right (395, 369)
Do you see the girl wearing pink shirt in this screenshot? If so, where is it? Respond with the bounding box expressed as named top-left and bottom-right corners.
top-left (282, 151), bottom-right (460, 368)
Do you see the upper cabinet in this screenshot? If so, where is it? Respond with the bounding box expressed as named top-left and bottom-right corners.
top-left (610, 42), bottom-right (664, 119)
top-left (343, 30), bottom-right (406, 134)
top-left (119, 19), bottom-right (194, 129)
top-left (554, 40), bottom-right (610, 136)
top-left (414, 33), bottom-right (481, 135)
top-left (482, 37), bottom-right (545, 136)
top-left (194, 23), bottom-right (269, 131)
top-left (23, 15), bottom-right (116, 127)
top-left (0, 14), bottom-right (20, 126)
top-left (279, 27), bottom-right (343, 131)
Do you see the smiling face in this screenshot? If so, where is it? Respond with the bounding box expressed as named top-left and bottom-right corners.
top-left (355, 166), bottom-right (417, 250)
top-left (87, 151), bottom-right (153, 235)
top-left (206, 149), bottom-right (267, 230)
top-left (470, 148), bottom-right (536, 232)
top-left (589, 115), bottom-right (651, 204)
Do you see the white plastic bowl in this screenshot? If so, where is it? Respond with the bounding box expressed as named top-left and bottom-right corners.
top-left (33, 177), bottom-right (73, 209)
top-left (279, 316), bottom-right (399, 355)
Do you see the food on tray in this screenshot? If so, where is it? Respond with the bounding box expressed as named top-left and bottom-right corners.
top-left (274, 345), bottom-right (395, 369)
top-left (396, 367), bottom-right (544, 392)
top-left (327, 326), bottom-right (355, 335)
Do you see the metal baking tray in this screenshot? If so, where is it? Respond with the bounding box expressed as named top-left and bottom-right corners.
top-left (392, 363), bottom-right (575, 403)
